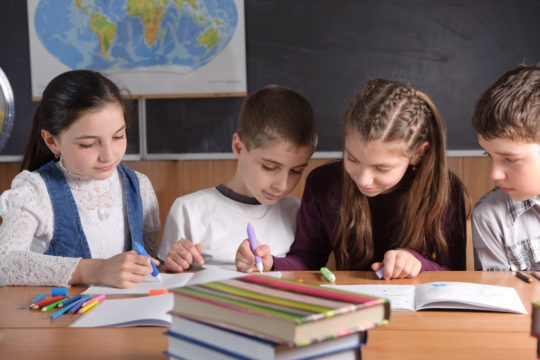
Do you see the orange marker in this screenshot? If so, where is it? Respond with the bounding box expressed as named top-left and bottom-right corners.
top-left (149, 289), bottom-right (170, 296)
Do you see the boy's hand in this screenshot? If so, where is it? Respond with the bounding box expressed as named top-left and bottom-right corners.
top-left (235, 239), bottom-right (273, 272)
top-left (164, 239), bottom-right (204, 272)
top-left (371, 249), bottom-right (421, 280)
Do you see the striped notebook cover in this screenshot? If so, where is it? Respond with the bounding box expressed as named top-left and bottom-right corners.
top-left (170, 275), bottom-right (389, 345)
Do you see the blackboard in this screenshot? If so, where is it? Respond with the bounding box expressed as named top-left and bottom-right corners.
top-left (3, 1), bottom-right (540, 158)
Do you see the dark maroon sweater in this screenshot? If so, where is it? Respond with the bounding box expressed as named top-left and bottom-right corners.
top-left (273, 161), bottom-right (467, 271)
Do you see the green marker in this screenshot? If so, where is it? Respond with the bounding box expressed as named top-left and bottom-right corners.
top-left (320, 267), bottom-right (336, 282)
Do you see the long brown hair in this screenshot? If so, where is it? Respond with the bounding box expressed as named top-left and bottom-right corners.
top-left (335, 79), bottom-right (450, 269)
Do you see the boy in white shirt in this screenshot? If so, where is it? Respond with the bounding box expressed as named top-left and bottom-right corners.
top-left (471, 65), bottom-right (540, 270)
top-left (158, 85), bottom-right (317, 271)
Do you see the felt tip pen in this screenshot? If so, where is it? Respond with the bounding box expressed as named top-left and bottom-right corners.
top-left (30, 295), bottom-right (65, 309)
top-left (516, 271), bottom-right (533, 283)
top-left (320, 267), bottom-right (336, 282)
top-left (69, 295), bottom-right (92, 314)
top-left (41, 297), bottom-right (69, 312)
top-left (82, 294), bottom-right (106, 307)
top-left (247, 223), bottom-right (263, 273)
top-left (132, 241), bottom-right (161, 281)
top-left (375, 266), bottom-right (385, 279)
top-left (50, 299), bottom-right (83, 319)
top-left (78, 299), bottom-right (102, 314)
top-left (29, 293), bottom-right (47, 307)
top-left (531, 271), bottom-right (540, 281)
top-left (58, 294), bottom-right (82, 308)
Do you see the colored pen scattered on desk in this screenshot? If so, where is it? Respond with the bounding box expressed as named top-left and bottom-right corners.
top-left (531, 271), bottom-right (540, 281)
top-left (516, 271), bottom-right (533, 283)
top-left (41, 297), bottom-right (69, 312)
top-left (50, 299), bottom-right (83, 319)
top-left (69, 295), bottom-right (92, 314)
top-left (247, 223), bottom-right (263, 273)
top-left (82, 294), bottom-right (106, 307)
top-left (29, 293), bottom-right (47, 308)
top-left (79, 299), bottom-right (102, 314)
top-left (58, 294), bottom-right (82, 308)
top-left (320, 267), bottom-right (336, 282)
top-left (30, 295), bottom-right (65, 310)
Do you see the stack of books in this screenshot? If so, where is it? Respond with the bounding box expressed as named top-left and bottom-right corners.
top-left (165, 274), bottom-right (390, 359)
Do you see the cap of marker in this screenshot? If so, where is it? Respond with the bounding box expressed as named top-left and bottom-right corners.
top-left (320, 267), bottom-right (336, 282)
top-left (51, 287), bottom-right (68, 297)
top-left (148, 289), bottom-right (170, 296)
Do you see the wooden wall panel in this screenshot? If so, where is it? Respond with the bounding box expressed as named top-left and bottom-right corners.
top-left (0, 157), bottom-right (494, 225)
top-left (0, 157), bottom-right (494, 270)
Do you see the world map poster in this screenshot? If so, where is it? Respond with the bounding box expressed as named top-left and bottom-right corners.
top-left (26, 0), bottom-right (246, 98)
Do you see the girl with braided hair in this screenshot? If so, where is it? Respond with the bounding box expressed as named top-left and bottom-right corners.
top-left (236, 79), bottom-right (467, 278)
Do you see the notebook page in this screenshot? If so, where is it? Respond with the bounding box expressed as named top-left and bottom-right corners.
top-left (69, 293), bottom-right (173, 327)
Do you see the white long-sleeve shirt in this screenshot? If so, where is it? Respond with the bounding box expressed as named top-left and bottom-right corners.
top-left (0, 162), bottom-right (160, 286)
top-left (158, 186), bottom-right (299, 269)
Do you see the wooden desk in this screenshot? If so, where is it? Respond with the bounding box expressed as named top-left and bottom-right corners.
top-left (0, 271), bottom-right (538, 359)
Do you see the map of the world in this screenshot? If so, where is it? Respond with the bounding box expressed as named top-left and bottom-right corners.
top-left (27, 0), bottom-right (246, 97)
top-left (35, 0), bottom-right (238, 72)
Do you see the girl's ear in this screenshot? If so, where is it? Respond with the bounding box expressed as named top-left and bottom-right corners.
top-left (410, 141), bottom-right (429, 165)
top-left (40, 130), bottom-right (59, 157)
top-left (231, 132), bottom-right (246, 157)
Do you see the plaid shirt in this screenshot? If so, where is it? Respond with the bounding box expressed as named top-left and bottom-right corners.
top-left (472, 187), bottom-right (540, 271)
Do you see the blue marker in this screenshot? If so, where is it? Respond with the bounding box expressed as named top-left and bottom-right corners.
top-left (58, 294), bottom-right (82, 308)
top-left (51, 298), bottom-right (85, 319)
top-left (30, 293), bottom-right (47, 306)
top-left (247, 223), bottom-right (263, 273)
top-left (69, 295), bottom-right (92, 314)
top-left (132, 241), bottom-right (161, 281)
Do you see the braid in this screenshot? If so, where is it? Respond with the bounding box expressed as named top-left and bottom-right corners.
top-left (336, 78), bottom-right (451, 269)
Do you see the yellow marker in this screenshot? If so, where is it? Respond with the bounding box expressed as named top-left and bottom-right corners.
top-left (78, 299), bottom-right (101, 314)
top-left (320, 267), bottom-right (336, 282)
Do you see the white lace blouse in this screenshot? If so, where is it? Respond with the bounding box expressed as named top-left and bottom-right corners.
top-left (0, 162), bottom-right (160, 286)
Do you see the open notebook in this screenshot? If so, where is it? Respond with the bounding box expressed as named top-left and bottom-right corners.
top-left (324, 282), bottom-right (527, 314)
top-left (69, 293), bottom-right (173, 327)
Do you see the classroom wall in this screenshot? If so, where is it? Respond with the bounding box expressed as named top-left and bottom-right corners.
top-left (0, 157), bottom-right (493, 270)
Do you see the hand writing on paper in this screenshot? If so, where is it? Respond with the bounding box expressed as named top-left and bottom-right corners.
top-left (371, 249), bottom-right (421, 280)
top-left (164, 239), bottom-right (204, 272)
top-left (235, 239), bottom-right (273, 273)
top-left (72, 251), bottom-right (159, 288)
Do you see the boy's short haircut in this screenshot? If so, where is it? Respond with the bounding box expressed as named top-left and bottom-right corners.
top-left (237, 84), bottom-right (317, 150)
top-left (472, 65), bottom-right (540, 142)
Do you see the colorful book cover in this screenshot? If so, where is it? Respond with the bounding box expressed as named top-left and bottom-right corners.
top-left (170, 275), bottom-right (389, 345)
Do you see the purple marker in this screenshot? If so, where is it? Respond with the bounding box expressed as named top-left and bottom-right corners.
top-left (247, 223), bottom-right (263, 273)
top-left (375, 266), bottom-right (385, 279)
top-left (69, 295), bottom-right (92, 314)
